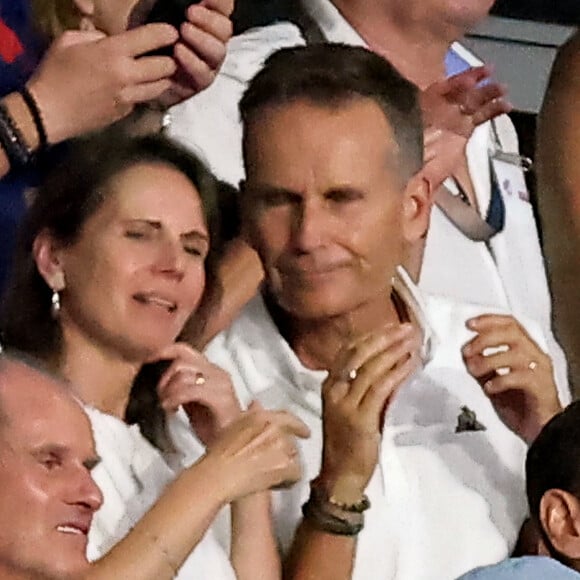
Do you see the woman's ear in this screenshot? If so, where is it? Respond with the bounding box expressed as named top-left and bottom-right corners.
top-left (540, 489), bottom-right (580, 560)
top-left (402, 174), bottom-right (432, 244)
top-left (32, 230), bottom-right (66, 292)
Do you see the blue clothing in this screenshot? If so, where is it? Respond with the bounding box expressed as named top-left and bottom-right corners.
top-left (457, 557), bottom-right (580, 579)
top-left (445, 48), bottom-right (473, 77)
top-left (0, 0), bottom-right (42, 298)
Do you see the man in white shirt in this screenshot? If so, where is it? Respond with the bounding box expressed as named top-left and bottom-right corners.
top-left (167, 44), bottom-right (564, 579)
top-left (168, 0), bottom-right (568, 399)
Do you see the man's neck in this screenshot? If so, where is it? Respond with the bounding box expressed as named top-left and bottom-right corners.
top-left (55, 323), bottom-right (141, 419)
top-left (274, 290), bottom-right (406, 371)
top-left (329, 0), bottom-right (457, 88)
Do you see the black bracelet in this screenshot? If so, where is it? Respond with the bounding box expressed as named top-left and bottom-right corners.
top-left (302, 498), bottom-right (364, 536)
top-left (0, 102), bottom-right (32, 169)
top-left (19, 85), bottom-right (48, 152)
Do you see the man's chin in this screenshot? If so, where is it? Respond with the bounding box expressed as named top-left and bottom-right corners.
top-left (277, 294), bottom-right (354, 321)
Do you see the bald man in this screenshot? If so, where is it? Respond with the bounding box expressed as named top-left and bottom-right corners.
top-left (0, 351), bottom-right (102, 580)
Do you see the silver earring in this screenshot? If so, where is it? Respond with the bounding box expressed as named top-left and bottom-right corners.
top-left (51, 290), bottom-right (61, 319)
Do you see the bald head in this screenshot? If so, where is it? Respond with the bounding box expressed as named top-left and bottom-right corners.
top-left (0, 351), bottom-right (74, 426)
top-left (0, 350), bottom-right (102, 580)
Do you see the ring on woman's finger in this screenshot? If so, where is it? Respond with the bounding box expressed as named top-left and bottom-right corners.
top-left (528, 361), bottom-right (538, 372)
top-left (194, 371), bottom-right (206, 385)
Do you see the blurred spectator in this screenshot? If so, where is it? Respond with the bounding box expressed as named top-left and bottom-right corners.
top-left (536, 30), bottom-right (580, 396)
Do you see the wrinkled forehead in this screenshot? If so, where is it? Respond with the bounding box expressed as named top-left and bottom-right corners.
top-left (242, 97), bottom-right (405, 186)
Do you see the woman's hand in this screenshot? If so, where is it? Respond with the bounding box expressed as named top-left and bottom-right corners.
top-left (318, 323), bottom-right (421, 502)
top-left (155, 342), bottom-right (242, 446)
top-left (420, 66), bottom-right (511, 191)
top-left (204, 405), bottom-right (311, 501)
top-left (462, 314), bottom-right (562, 444)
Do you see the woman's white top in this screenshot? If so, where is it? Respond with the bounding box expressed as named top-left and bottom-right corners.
top-left (85, 406), bottom-right (236, 579)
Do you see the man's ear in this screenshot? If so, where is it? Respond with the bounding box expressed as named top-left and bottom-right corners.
top-left (540, 489), bottom-right (580, 560)
top-left (402, 173), bottom-right (432, 244)
top-left (32, 230), bottom-right (66, 292)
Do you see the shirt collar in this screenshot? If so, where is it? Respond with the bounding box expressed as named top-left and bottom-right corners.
top-left (393, 266), bottom-right (437, 364)
top-left (254, 266), bottom-right (437, 398)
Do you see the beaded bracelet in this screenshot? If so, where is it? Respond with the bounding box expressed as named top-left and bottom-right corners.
top-left (19, 85), bottom-right (47, 152)
top-left (301, 478), bottom-right (370, 536)
top-left (0, 101), bottom-right (32, 168)
top-left (302, 496), bottom-right (365, 536)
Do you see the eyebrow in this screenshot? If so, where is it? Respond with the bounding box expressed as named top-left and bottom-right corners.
top-left (123, 219), bottom-right (209, 241)
top-left (84, 456), bottom-right (101, 471)
top-left (32, 444), bottom-right (101, 470)
top-left (31, 443), bottom-right (67, 458)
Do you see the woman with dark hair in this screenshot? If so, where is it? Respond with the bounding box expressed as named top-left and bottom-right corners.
top-left (1, 130), bottom-right (308, 579)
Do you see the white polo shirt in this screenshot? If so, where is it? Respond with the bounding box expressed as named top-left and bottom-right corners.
top-left (170, 271), bottom-right (539, 579)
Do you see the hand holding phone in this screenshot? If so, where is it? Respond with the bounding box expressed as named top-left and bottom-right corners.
top-left (144, 0), bottom-right (201, 56)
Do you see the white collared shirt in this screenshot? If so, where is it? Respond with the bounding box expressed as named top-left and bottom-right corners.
top-left (170, 271), bottom-right (538, 579)
top-left (86, 407), bottom-right (236, 580)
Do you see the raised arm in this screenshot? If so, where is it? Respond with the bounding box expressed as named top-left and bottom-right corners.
top-left (157, 342), bottom-right (295, 580)
top-left (286, 324), bottom-right (421, 579)
top-left (0, 25), bottom-right (179, 178)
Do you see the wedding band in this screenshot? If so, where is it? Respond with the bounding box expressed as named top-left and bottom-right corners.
top-left (528, 361), bottom-right (538, 371)
top-left (194, 371), bottom-right (206, 386)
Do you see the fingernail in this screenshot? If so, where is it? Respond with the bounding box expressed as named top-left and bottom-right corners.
top-left (466, 318), bottom-right (478, 330)
top-left (484, 380), bottom-right (492, 391)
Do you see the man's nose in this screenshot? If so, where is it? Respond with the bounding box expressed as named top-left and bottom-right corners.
top-left (291, 202), bottom-right (325, 252)
top-left (70, 468), bottom-right (103, 512)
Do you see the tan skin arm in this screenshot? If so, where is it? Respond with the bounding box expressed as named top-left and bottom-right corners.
top-left (231, 492), bottom-right (281, 580)
top-left (536, 31), bottom-right (580, 395)
top-left (1, 0), bottom-right (234, 179)
top-left (285, 325), bottom-right (421, 580)
top-left (85, 409), bottom-right (309, 580)
top-left (154, 343), bottom-right (296, 580)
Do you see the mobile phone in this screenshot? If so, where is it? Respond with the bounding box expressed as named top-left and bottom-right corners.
top-left (144, 0), bottom-right (201, 56)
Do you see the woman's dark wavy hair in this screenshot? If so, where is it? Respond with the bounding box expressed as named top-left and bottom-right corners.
top-left (1, 128), bottom-right (231, 449)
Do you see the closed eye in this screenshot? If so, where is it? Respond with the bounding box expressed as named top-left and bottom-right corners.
top-left (255, 189), bottom-right (301, 207)
top-left (184, 245), bottom-right (207, 258)
top-left (325, 188), bottom-right (363, 203)
top-left (125, 229), bottom-right (152, 240)
top-left (39, 452), bottom-right (63, 471)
